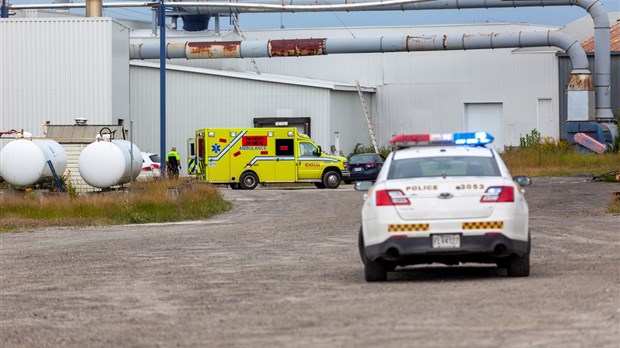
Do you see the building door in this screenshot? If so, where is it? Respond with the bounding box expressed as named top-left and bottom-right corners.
top-left (465, 103), bottom-right (504, 151)
top-left (537, 98), bottom-right (554, 139)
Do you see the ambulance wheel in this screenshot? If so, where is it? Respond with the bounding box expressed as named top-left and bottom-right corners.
top-left (323, 170), bottom-right (341, 189)
top-left (239, 172), bottom-right (259, 190)
top-left (314, 182), bottom-right (326, 189)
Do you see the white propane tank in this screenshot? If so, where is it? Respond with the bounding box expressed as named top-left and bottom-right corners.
top-left (0, 139), bottom-right (67, 186)
top-left (78, 140), bottom-right (142, 189)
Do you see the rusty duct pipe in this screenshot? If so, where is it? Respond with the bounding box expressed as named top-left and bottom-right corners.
top-left (130, 30), bottom-right (588, 71)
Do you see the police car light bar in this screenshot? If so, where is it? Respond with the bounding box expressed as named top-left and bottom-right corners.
top-left (390, 132), bottom-right (494, 148)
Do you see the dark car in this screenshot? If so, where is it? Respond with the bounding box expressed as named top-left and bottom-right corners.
top-left (345, 153), bottom-right (386, 184)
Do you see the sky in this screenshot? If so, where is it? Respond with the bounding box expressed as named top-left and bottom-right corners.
top-left (6, 0), bottom-right (620, 30)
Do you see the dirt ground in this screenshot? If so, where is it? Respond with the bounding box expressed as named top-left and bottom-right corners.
top-left (1, 177), bottom-right (619, 347)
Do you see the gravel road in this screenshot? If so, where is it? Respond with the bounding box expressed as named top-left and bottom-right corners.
top-left (1, 177), bottom-right (619, 347)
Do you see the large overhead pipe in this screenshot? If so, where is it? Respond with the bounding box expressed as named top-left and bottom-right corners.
top-left (130, 30), bottom-right (595, 120)
top-left (130, 31), bottom-right (589, 71)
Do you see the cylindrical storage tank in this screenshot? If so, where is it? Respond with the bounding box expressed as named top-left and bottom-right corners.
top-left (78, 140), bottom-right (142, 189)
top-left (0, 139), bottom-right (67, 186)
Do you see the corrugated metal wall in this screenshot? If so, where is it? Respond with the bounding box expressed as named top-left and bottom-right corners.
top-left (129, 65), bottom-right (357, 167)
top-left (376, 49), bottom-right (559, 149)
top-left (329, 91), bottom-right (374, 156)
top-left (558, 54), bottom-right (620, 139)
top-left (0, 18), bottom-right (129, 139)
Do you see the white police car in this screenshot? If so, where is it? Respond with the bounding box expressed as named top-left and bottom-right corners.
top-left (355, 132), bottom-right (532, 281)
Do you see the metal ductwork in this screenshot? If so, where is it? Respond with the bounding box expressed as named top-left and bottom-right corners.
top-left (130, 30), bottom-right (589, 71)
top-left (86, 0), bottom-right (102, 17)
top-left (181, 14), bottom-right (210, 31)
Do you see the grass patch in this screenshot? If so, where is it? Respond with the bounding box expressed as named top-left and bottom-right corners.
top-left (501, 129), bottom-right (620, 215)
top-left (501, 146), bottom-right (620, 177)
top-left (0, 179), bottom-right (231, 232)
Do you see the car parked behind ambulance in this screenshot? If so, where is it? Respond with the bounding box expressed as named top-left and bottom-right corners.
top-left (356, 132), bottom-right (532, 281)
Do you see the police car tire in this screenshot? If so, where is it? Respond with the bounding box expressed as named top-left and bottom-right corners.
top-left (239, 172), bottom-right (258, 190)
top-left (507, 234), bottom-right (531, 277)
top-left (358, 229), bottom-right (388, 282)
top-left (323, 170), bottom-right (341, 189)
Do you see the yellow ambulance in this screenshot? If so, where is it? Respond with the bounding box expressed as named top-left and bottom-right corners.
top-left (189, 128), bottom-right (350, 189)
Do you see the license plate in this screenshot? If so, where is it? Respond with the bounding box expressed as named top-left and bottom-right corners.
top-left (354, 167), bottom-right (363, 172)
top-left (432, 234), bottom-right (461, 248)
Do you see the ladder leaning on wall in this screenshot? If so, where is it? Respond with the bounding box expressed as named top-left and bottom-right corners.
top-left (355, 80), bottom-right (379, 153)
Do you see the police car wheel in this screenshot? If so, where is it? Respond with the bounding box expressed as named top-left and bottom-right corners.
top-left (359, 228), bottom-right (388, 282)
top-left (323, 171), bottom-right (341, 189)
top-left (239, 172), bottom-right (259, 190)
top-left (507, 234), bottom-right (531, 277)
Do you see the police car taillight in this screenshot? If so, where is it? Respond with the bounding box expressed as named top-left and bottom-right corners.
top-left (390, 132), bottom-right (494, 148)
top-left (376, 189), bottom-right (410, 206)
top-left (481, 186), bottom-right (514, 203)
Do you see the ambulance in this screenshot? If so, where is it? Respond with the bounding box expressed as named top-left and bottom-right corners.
top-left (188, 128), bottom-right (350, 189)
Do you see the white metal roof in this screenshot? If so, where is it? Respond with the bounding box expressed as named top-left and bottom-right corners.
top-left (130, 60), bottom-right (376, 92)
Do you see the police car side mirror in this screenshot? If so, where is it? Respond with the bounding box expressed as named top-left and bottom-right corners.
top-left (513, 176), bottom-right (532, 187)
top-left (354, 181), bottom-right (373, 192)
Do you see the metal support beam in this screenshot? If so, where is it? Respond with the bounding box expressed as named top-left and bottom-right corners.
top-left (158, 2), bottom-right (167, 176)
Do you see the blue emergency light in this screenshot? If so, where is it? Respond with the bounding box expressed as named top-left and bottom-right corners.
top-left (453, 132), bottom-right (494, 145)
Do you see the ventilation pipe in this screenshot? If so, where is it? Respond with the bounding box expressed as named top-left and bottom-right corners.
top-left (85, 0), bottom-right (102, 17)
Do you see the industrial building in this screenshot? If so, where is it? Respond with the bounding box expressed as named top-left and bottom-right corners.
top-left (1, 4), bottom-right (618, 188)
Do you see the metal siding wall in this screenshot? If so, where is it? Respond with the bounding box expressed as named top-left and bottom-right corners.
top-left (0, 19), bottom-right (118, 140)
top-left (112, 23), bottom-right (130, 122)
top-left (129, 66), bottom-right (332, 168)
top-left (376, 48), bottom-right (558, 148)
top-left (329, 91), bottom-right (373, 156)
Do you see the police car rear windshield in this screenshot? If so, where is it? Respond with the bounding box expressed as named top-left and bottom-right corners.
top-left (388, 156), bottom-right (500, 179)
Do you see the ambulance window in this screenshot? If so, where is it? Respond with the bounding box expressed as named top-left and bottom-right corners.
top-left (300, 142), bottom-right (317, 156)
top-left (198, 138), bottom-right (205, 158)
top-left (276, 139), bottom-right (294, 156)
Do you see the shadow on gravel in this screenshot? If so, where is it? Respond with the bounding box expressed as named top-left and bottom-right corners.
top-left (387, 265), bottom-right (505, 282)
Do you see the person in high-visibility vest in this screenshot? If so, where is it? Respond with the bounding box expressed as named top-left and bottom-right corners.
top-left (166, 146), bottom-right (181, 179)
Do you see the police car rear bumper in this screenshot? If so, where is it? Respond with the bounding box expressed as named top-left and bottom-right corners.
top-left (365, 234), bottom-right (529, 263)
top-left (341, 170), bottom-right (351, 179)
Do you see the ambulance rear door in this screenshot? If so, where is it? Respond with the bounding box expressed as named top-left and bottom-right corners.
top-left (206, 129), bottom-right (233, 182)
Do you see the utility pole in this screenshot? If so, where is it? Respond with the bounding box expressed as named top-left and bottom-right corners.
top-left (158, 1), bottom-right (167, 176)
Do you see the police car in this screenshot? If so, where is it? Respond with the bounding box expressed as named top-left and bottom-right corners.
top-left (355, 132), bottom-right (532, 281)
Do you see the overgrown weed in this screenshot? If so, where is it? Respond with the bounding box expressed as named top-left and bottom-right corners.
top-left (0, 179), bottom-right (231, 232)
